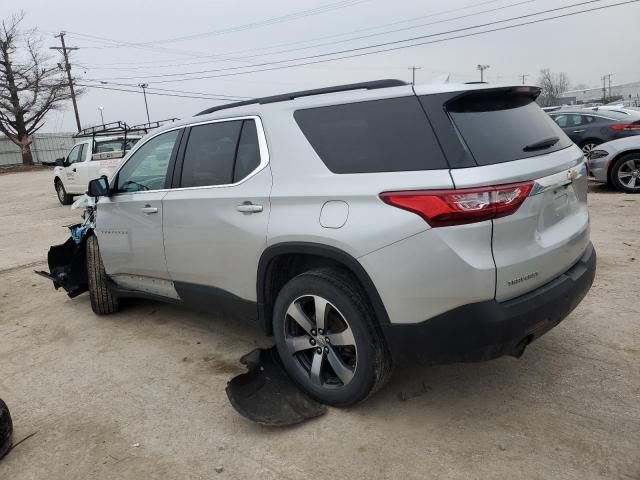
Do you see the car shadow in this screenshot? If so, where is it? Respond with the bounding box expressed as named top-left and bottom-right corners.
top-left (588, 181), bottom-right (621, 195)
top-left (350, 333), bottom-right (570, 416)
top-left (104, 296), bottom-right (576, 425)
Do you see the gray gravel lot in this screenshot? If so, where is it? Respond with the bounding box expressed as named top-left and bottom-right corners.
top-left (0, 169), bottom-right (639, 480)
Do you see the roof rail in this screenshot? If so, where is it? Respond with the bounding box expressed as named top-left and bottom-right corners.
top-left (128, 118), bottom-right (179, 133)
top-left (196, 79), bottom-right (407, 116)
top-left (74, 121), bottom-right (130, 138)
top-left (74, 118), bottom-right (179, 139)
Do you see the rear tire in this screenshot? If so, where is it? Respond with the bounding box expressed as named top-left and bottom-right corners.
top-left (610, 153), bottom-right (640, 193)
top-left (55, 179), bottom-right (73, 205)
top-left (272, 268), bottom-right (391, 407)
top-left (86, 235), bottom-right (119, 315)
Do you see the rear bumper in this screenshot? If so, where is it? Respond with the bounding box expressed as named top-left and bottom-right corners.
top-left (381, 242), bottom-right (596, 365)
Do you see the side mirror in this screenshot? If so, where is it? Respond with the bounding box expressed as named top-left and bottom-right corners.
top-left (55, 157), bottom-right (65, 167)
top-left (87, 176), bottom-right (110, 197)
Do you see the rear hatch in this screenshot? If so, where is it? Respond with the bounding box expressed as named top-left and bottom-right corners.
top-left (419, 86), bottom-right (590, 301)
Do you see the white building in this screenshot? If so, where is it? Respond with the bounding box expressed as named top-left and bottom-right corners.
top-left (560, 81), bottom-right (640, 106)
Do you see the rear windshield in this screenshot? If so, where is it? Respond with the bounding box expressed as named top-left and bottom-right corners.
top-left (445, 91), bottom-right (572, 166)
top-left (294, 96), bottom-right (447, 173)
top-left (94, 138), bottom-right (140, 154)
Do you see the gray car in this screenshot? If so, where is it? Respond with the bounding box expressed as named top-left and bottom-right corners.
top-left (65, 80), bottom-right (596, 406)
top-left (548, 109), bottom-right (640, 159)
top-left (588, 136), bottom-right (640, 192)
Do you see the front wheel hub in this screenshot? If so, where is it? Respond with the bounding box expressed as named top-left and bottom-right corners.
top-left (283, 295), bottom-right (358, 388)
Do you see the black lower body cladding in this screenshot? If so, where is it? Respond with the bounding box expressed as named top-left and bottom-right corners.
top-left (382, 243), bottom-right (596, 365)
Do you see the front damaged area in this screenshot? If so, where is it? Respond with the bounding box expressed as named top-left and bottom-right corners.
top-left (35, 202), bottom-right (94, 298)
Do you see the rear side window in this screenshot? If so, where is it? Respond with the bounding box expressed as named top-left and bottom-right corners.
top-left (294, 97), bottom-right (447, 173)
top-left (181, 121), bottom-right (243, 188)
top-left (444, 91), bottom-right (572, 166)
top-left (180, 119), bottom-right (262, 188)
top-left (233, 120), bottom-right (261, 183)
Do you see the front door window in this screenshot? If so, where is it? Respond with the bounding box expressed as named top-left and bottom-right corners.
top-left (115, 130), bottom-right (180, 193)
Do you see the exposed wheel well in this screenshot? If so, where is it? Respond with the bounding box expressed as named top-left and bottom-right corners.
top-left (607, 149), bottom-right (640, 184)
top-left (257, 244), bottom-right (390, 336)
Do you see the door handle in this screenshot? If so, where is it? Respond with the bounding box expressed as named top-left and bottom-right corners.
top-left (236, 202), bottom-right (263, 214)
top-left (572, 129), bottom-right (585, 133)
top-left (141, 205), bottom-right (158, 214)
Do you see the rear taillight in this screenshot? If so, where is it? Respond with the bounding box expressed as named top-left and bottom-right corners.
top-left (610, 124), bottom-right (640, 131)
top-left (380, 182), bottom-right (533, 227)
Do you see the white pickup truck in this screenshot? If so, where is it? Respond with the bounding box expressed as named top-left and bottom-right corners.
top-left (53, 135), bottom-right (141, 204)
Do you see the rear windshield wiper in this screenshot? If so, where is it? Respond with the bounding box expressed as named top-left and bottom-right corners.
top-left (523, 136), bottom-right (559, 152)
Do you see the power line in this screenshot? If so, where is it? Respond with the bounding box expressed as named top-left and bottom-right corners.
top-left (206, 0), bottom-right (541, 64)
top-left (85, 0), bottom-right (633, 83)
top-left (63, 0), bottom-right (370, 61)
top-left (82, 79), bottom-right (250, 99)
top-left (138, 0), bottom-right (370, 45)
top-left (78, 0), bottom-right (528, 70)
top-left (139, 0), bottom-right (639, 85)
top-left (76, 83), bottom-right (246, 101)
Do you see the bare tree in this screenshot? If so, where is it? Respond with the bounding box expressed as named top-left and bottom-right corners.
top-left (537, 69), bottom-right (570, 107)
top-left (0, 12), bottom-right (75, 165)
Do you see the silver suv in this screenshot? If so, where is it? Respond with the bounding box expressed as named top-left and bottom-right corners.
top-left (75, 80), bottom-right (595, 406)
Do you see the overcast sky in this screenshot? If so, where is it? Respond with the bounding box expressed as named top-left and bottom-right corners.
top-left (13, 0), bottom-right (640, 131)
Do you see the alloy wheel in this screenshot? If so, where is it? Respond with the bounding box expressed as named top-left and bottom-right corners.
top-left (283, 295), bottom-right (357, 388)
top-left (581, 143), bottom-right (598, 159)
top-left (617, 158), bottom-right (640, 190)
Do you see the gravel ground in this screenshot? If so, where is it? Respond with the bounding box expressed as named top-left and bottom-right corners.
top-left (0, 169), bottom-right (638, 480)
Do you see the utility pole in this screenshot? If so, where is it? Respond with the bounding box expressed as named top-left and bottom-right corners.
top-left (98, 106), bottom-right (104, 124)
top-left (138, 83), bottom-right (150, 123)
top-left (477, 64), bottom-right (490, 82)
top-left (50, 32), bottom-right (81, 131)
top-left (606, 73), bottom-right (613, 102)
top-left (408, 66), bottom-right (422, 85)
top-left (601, 74), bottom-right (612, 103)
top-left (520, 73), bottom-right (529, 85)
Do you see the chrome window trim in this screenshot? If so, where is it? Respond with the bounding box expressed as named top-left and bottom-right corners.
top-left (109, 115), bottom-right (269, 195)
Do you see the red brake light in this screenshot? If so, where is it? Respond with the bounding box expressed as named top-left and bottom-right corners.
top-left (380, 182), bottom-right (533, 227)
top-left (610, 124), bottom-right (640, 131)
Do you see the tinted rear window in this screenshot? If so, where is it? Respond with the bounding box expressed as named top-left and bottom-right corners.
top-left (294, 96), bottom-right (447, 173)
top-left (445, 92), bottom-right (572, 166)
top-left (181, 121), bottom-right (242, 188)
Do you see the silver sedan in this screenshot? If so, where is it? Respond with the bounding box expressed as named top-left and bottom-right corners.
top-left (588, 136), bottom-right (640, 193)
